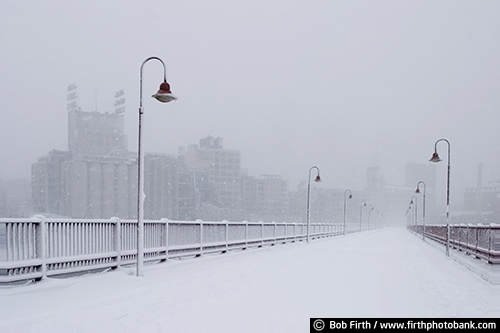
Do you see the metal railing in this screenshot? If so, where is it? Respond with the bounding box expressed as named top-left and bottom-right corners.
top-left (0, 216), bottom-right (361, 283)
top-left (408, 224), bottom-right (500, 264)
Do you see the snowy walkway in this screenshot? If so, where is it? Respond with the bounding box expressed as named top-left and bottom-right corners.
top-left (1, 227), bottom-right (499, 332)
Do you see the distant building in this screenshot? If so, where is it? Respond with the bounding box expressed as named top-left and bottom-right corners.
top-left (143, 153), bottom-right (179, 220)
top-left (240, 171), bottom-right (258, 221)
top-left (366, 166), bottom-right (382, 193)
top-left (363, 165), bottom-right (436, 225)
top-left (31, 150), bottom-right (72, 215)
top-left (240, 173), bottom-right (289, 222)
top-left (181, 136), bottom-right (242, 211)
top-left (290, 181), bottom-right (344, 224)
top-left (34, 103), bottom-right (250, 221)
top-left (457, 163), bottom-right (499, 224)
top-left (60, 154), bottom-right (136, 219)
top-left (464, 181), bottom-right (500, 213)
top-left (68, 109), bottom-right (127, 157)
top-left (32, 103), bottom-right (137, 218)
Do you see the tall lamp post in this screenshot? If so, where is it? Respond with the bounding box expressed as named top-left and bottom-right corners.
top-left (410, 195), bottom-right (418, 229)
top-left (429, 138), bottom-right (451, 256)
top-left (343, 189), bottom-right (352, 236)
top-left (405, 205), bottom-right (411, 226)
top-left (137, 56), bottom-right (177, 277)
top-left (306, 166), bottom-right (321, 243)
top-left (359, 199), bottom-right (366, 232)
top-left (415, 181), bottom-right (426, 241)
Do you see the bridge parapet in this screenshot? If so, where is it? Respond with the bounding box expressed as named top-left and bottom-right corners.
top-left (409, 223), bottom-right (500, 264)
top-left (0, 217), bottom-right (365, 284)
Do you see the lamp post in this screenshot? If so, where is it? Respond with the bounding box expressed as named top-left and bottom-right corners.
top-left (359, 199), bottom-right (366, 232)
top-left (343, 189), bottom-right (352, 236)
top-left (306, 166), bottom-right (321, 243)
top-left (405, 205), bottom-right (411, 226)
top-left (415, 181), bottom-right (426, 241)
top-left (410, 195), bottom-right (418, 230)
top-left (429, 138), bottom-right (451, 256)
top-left (137, 56), bottom-right (177, 277)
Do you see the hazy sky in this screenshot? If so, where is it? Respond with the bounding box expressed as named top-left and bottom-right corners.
top-left (1, 1), bottom-right (499, 209)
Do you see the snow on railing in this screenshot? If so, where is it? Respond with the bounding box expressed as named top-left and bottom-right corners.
top-left (0, 217), bottom-right (359, 284)
top-left (408, 223), bottom-right (500, 264)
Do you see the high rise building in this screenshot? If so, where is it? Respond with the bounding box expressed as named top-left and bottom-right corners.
top-left (68, 109), bottom-right (128, 157)
top-left (143, 153), bottom-right (179, 220)
top-left (32, 92), bottom-right (137, 218)
top-left (181, 136), bottom-right (242, 211)
top-left (60, 154), bottom-right (136, 218)
top-left (254, 174), bottom-right (289, 222)
top-left (31, 150), bottom-right (72, 215)
top-left (240, 173), bottom-right (289, 222)
top-left (60, 106), bottom-right (136, 218)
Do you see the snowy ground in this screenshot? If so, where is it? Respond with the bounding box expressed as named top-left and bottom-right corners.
top-left (1, 227), bottom-right (499, 332)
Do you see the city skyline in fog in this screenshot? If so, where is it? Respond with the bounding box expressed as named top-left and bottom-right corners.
top-left (1, 1), bottom-right (500, 212)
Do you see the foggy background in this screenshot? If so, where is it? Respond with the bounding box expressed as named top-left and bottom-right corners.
top-left (1, 0), bottom-right (499, 212)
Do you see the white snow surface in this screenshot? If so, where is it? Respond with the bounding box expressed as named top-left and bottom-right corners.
top-left (1, 228), bottom-right (499, 332)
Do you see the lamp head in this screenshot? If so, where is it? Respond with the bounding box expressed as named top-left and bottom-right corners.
top-left (152, 81), bottom-right (177, 103)
top-left (415, 188), bottom-right (420, 194)
top-left (348, 194), bottom-right (352, 199)
top-left (314, 175), bottom-right (321, 182)
top-left (429, 152), bottom-right (441, 163)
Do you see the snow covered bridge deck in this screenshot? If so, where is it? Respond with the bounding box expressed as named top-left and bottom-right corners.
top-left (1, 227), bottom-right (498, 332)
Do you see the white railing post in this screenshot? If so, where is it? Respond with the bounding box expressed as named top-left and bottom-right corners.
top-left (490, 224), bottom-right (500, 264)
top-left (245, 221), bottom-right (248, 249)
top-left (161, 218), bottom-right (169, 261)
top-left (111, 217), bottom-right (121, 268)
top-left (274, 222), bottom-right (277, 245)
top-left (260, 221), bottom-right (264, 246)
top-left (488, 224), bottom-right (492, 262)
top-left (199, 220), bottom-right (204, 256)
top-left (33, 215), bottom-right (46, 280)
top-left (225, 221), bottom-right (229, 252)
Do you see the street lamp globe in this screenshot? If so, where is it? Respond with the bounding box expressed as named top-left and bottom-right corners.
top-left (429, 152), bottom-right (441, 163)
top-left (152, 81), bottom-right (177, 103)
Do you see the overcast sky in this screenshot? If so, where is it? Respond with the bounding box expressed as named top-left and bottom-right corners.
top-left (1, 1), bottom-right (499, 209)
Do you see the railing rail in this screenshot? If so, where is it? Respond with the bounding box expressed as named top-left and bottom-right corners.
top-left (408, 223), bottom-right (500, 264)
top-left (0, 217), bottom-right (363, 283)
